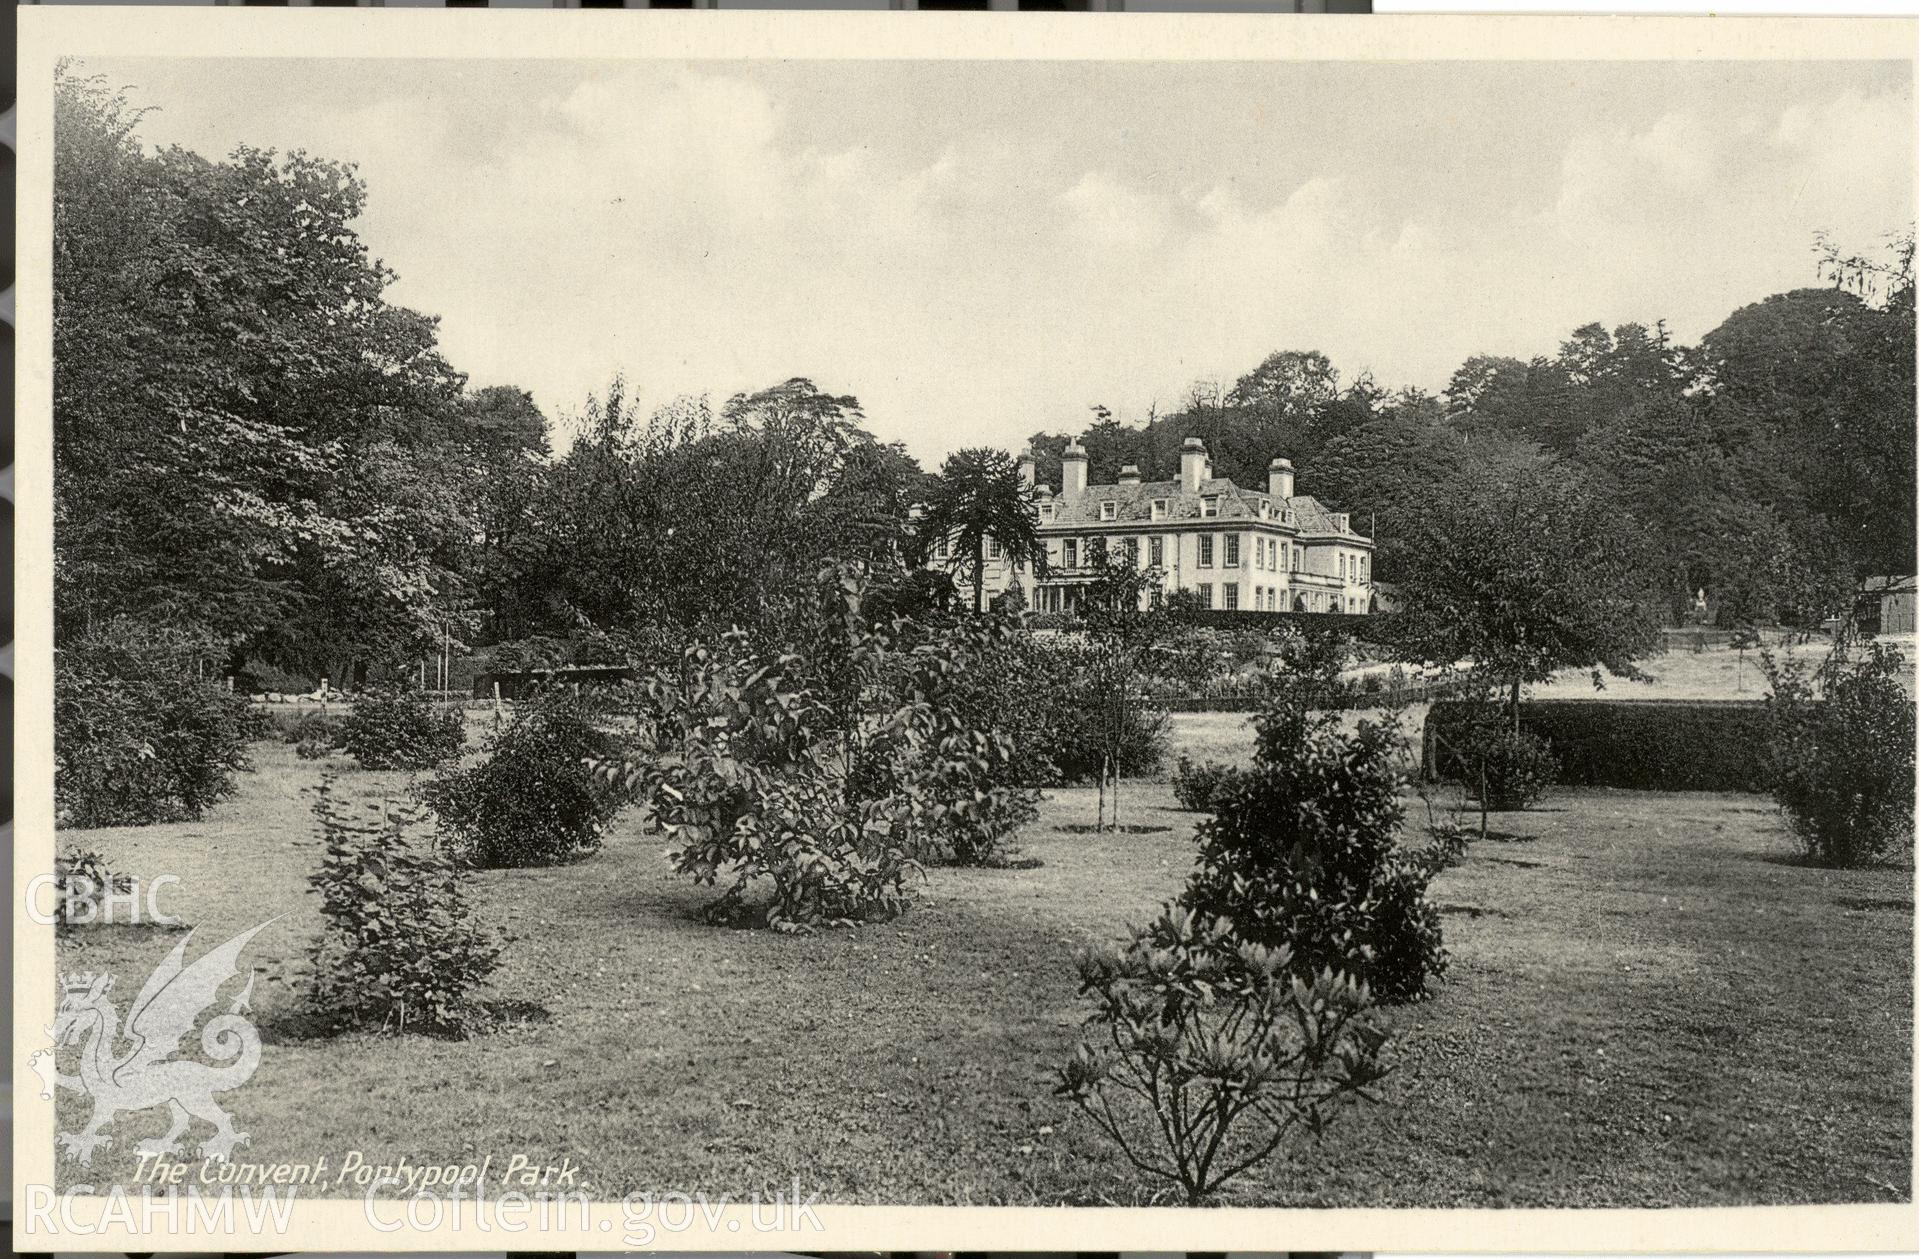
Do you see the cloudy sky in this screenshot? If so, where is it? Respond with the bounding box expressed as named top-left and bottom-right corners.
top-left (90, 56), bottom-right (1911, 463)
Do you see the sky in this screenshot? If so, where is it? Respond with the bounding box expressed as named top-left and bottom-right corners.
top-left (86, 56), bottom-right (1913, 464)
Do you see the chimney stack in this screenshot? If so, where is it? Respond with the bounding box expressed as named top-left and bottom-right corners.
top-left (1268, 456), bottom-right (1295, 500)
top-left (1017, 450), bottom-right (1036, 489)
top-left (1180, 437), bottom-right (1208, 494)
top-left (1061, 441), bottom-right (1089, 495)
top-left (1118, 464), bottom-right (1141, 486)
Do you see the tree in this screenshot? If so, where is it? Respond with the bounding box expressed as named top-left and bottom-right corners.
top-left (1698, 261), bottom-right (1915, 597)
top-left (1078, 549), bottom-right (1171, 831)
top-left (517, 377), bottom-right (918, 652)
top-left (1313, 391), bottom-right (1468, 582)
top-left (54, 65), bottom-right (471, 671)
top-left (1390, 462), bottom-right (1664, 728)
top-left (456, 386), bottom-right (553, 643)
top-left (914, 448), bottom-right (1047, 614)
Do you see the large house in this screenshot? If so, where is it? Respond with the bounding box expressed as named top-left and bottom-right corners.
top-left (937, 436), bottom-right (1376, 615)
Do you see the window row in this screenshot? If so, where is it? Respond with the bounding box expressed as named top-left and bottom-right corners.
top-left (1049, 533), bottom-right (1296, 572)
top-left (939, 532), bottom-right (1366, 581)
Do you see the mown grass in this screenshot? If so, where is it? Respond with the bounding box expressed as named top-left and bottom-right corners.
top-left (50, 717), bottom-right (1911, 1206)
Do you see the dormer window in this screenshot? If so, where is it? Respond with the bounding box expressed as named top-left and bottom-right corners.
top-left (1039, 502), bottom-right (1054, 520)
top-left (1150, 498), bottom-right (1168, 521)
top-left (1258, 501), bottom-right (1270, 520)
top-left (1200, 495), bottom-right (1220, 519)
top-left (1099, 501), bottom-right (1117, 522)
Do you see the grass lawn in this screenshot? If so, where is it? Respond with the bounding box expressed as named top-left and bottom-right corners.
top-left (50, 715), bottom-right (1912, 1207)
top-left (1529, 632), bottom-right (1914, 701)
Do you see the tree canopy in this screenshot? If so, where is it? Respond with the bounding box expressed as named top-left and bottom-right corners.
top-left (56, 59), bottom-right (1912, 687)
top-left (1024, 231), bottom-right (1914, 625)
top-left (55, 66), bottom-right (472, 674)
top-left (1389, 462), bottom-right (1666, 719)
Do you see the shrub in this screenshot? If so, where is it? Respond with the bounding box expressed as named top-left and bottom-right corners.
top-left (1056, 906), bottom-right (1389, 1205)
top-left (1423, 699), bottom-right (1773, 792)
top-left (1050, 693), bottom-right (1170, 784)
top-left (610, 616), bottom-right (920, 931)
top-left (307, 779), bottom-right (501, 1035)
top-left (1764, 642), bottom-right (1916, 868)
top-left (294, 738), bottom-right (334, 761)
top-left (266, 709), bottom-right (346, 748)
top-left (624, 636), bottom-right (919, 929)
top-left (1028, 634), bottom-right (1170, 788)
top-left (423, 697), bottom-right (631, 869)
top-left (340, 687), bottom-right (465, 770)
top-left (1183, 704), bottom-right (1450, 1004)
top-left (979, 633), bottom-right (1168, 787)
top-left (1171, 755), bottom-right (1238, 812)
top-left (51, 851), bottom-right (134, 929)
top-left (605, 568), bottom-right (1053, 919)
top-left (882, 619), bottom-right (1042, 866)
top-left (1468, 727), bottom-right (1559, 811)
top-left (55, 620), bottom-right (255, 827)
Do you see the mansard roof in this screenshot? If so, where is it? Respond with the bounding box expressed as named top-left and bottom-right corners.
top-left (1042, 478), bottom-right (1368, 542)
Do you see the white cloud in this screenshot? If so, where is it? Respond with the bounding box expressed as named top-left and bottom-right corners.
top-left (102, 59), bottom-right (1911, 465)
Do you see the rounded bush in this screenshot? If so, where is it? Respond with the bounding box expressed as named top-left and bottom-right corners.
top-left (56, 621), bottom-right (255, 827)
top-left (295, 737), bottom-right (333, 761)
top-left (341, 688), bottom-right (465, 771)
top-left (1765, 643), bottom-right (1915, 868)
top-left (1182, 709), bottom-right (1449, 1004)
top-left (1171, 754), bottom-right (1238, 812)
top-left (423, 698), bottom-right (629, 868)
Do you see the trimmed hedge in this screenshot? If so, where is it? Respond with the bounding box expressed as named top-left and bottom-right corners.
top-left (1029, 609), bottom-right (1399, 641)
top-left (1423, 699), bottom-right (1775, 793)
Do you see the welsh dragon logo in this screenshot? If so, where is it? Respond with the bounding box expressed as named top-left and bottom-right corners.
top-left (32, 920), bottom-right (274, 1165)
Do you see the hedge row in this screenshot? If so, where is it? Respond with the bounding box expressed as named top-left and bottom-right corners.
top-left (1422, 699), bottom-right (1775, 793)
top-left (1161, 683), bottom-right (1437, 714)
top-left (1028, 609), bottom-right (1401, 642)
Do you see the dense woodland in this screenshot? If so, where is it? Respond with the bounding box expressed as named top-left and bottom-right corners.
top-left (1028, 281), bottom-right (1915, 624)
top-left (54, 67), bottom-right (1916, 687)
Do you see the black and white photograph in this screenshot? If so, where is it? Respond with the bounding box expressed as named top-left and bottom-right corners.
top-left (14, 8), bottom-right (1919, 1251)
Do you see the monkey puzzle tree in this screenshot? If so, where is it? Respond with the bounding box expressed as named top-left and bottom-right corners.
top-left (913, 447), bottom-right (1047, 614)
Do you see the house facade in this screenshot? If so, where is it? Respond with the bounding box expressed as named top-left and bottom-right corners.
top-left (939, 436), bottom-right (1376, 615)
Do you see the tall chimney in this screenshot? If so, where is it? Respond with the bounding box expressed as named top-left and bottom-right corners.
top-left (1117, 464), bottom-right (1141, 486)
top-left (1180, 437), bottom-right (1208, 494)
top-left (1061, 441), bottom-right (1089, 495)
top-left (1017, 450), bottom-right (1036, 489)
top-left (1268, 457), bottom-right (1295, 500)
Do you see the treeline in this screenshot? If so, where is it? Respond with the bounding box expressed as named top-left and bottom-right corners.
top-left (56, 64), bottom-right (1914, 694)
top-left (1027, 258), bottom-right (1915, 626)
top-left (54, 69), bottom-right (935, 683)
